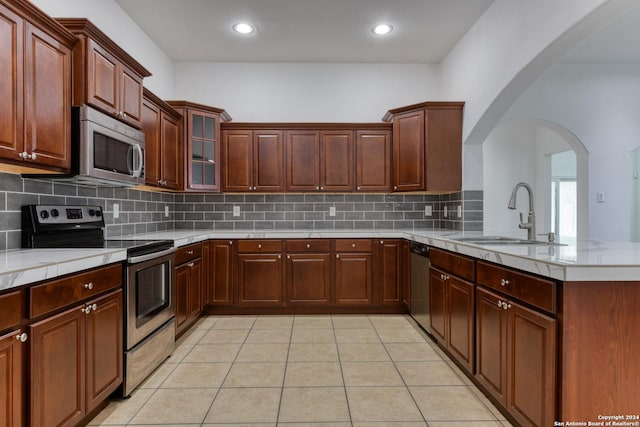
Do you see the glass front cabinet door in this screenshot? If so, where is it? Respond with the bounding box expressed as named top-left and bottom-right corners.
top-left (167, 101), bottom-right (230, 192)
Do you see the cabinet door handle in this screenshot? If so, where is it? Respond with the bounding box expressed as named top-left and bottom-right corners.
top-left (258, 244), bottom-right (262, 249)
top-left (380, 240), bottom-right (384, 244)
top-left (278, 255), bottom-right (282, 259)
top-left (357, 186), bottom-right (361, 190)
top-left (81, 306), bottom-right (92, 315)
top-left (15, 332), bottom-right (28, 343)
top-left (188, 262), bottom-right (195, 268)
top-left (287, 255), bottom-right (291, 259)
top-left (336, 254), bottom-right (340, 259)
top-left (187, 250), bottom-right (194, 255)
top-left (351, 243), bottom-right (356, 248)
top-left (306, 244), bottom-right (311, 248)
top-left (316, 186), bottom-right (320, 190)
top-left (500, 279), bottom-right (510, 286)
top-left (84, 282), bottom-right (94, 290)
top-left (393, 185), bottom-right (398, 190)
top-left (229, 241), bottom-right (233, 245)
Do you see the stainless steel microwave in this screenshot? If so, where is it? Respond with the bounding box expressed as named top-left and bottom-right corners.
top-left (71, 105), bottom-right (145, 186)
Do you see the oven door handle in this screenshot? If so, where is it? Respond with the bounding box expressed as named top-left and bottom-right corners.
top-left (127, 246), bottom-right (177, 264)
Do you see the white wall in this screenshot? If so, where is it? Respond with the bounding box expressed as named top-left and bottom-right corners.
top-left (502, 63), bottom-right (640, 241)
top-left (30, 0), bottom-right (175, 98)
top-left (173, 63), bottom-right (440, 122)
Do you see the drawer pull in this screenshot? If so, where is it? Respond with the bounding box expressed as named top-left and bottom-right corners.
top-left (352, 243), bottom-right (356, 248)
top-left (187, 250), bottom-right (194, 255)
top-left (306, 244), bottom-right (311, 248)
top-left (500, 279), bottom-right (510, 286)
top-left (287, 255), bottom-right (291, 259)
top-left (258, 244), bottom-right (262, 249)
top-left (380, 240), bottom-right (384, 244)
top-left (84, 282), bottom-right (94, 290)
top-left (188, 262), bottom-right (195, 268)
top-left (336, 254), bottom-right (340, 259)
top-left (230, 241), bottom-right (233, 245)
top-left (15, 333), bottom-right (28, 343)
top-left (278, 255), bottom-right (282, 259)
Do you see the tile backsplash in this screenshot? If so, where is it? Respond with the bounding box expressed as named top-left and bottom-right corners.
top-left (0, 171), bottom-right (483, 250)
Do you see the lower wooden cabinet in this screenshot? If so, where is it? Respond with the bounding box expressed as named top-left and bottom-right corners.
top-left (335, 254), bottom-right (372, 305)
top-left (0, 328), bottom-right (23, 427)
top-left (285, 239), bottom-right (331, 305)
top-left (475, 286), bottom-right (556, 427)
top-left (375, 239), bottom-right (403, 305)
top-left (206, 240), bottom-right (234, 305)
top-left (237, 253), bottom-right (284, 305)
top-left (429, 266), bottom-right (475, 373)
top-left (175, 243), bottom-right (203, 336)
top-left (29, 289), bottom-right (122, 427)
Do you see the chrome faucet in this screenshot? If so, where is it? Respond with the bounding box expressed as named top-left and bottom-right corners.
top-left (508, 182), bottom-right (536, 240)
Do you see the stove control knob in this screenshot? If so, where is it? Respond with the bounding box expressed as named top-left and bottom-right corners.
top-left (51, 209), bottom-right (59, 218)
top-left (40, 210), bottom-right (49, 220)
top-left (95, 210), bottom-right (102, 217)
top-left (88, 209), bottom-right (95, 216)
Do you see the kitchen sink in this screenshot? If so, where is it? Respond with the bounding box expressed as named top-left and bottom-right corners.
top-left (450, 236), bottom-right (566, 246)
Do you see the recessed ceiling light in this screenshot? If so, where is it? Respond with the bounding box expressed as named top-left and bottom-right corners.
top-left (232, 22), bottom-right (255, 34)
top-left (372, 23), bottom-right (393, 35)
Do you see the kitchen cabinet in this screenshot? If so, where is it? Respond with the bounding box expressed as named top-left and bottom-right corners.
top-left (57, 18), bottom-right (150, 129)
top-left (286, 129), bottom-right (353, 192)
top-left (401, 241), bottom-right (411, 310)
top-left (222, 129), bottom-right (284, 192)
top-left (30, 289), bottom-right (122, 427)
top-left (168, 101), bottom-right (231, 192)
top-left (285, 240), bottom-right (331, 305)
top-left (206, 240), bottom-right (234, 306)
top-left (475, 261), bottom-right (557, 427)
top-left (475, 286), bottom-right (556, 427)
top-left (375, 239), bottom-right (404, 306)
top-left (0, 1), bottom-right (75, 172)
top-left (175, 243), bottom-right (203, 336)
top-left (429, 248), bottom-right (475, 373)
top-left (0, 290), bottom-right (24, 427)
top-left (142, 88), bottom-right (182, 190)
top-left (355, 129), bottom-right (392, 192)
top-left (384, 102), bottom-right (464, 192)
top-left (236, 240), bottom-right (284, 306)
top-left (335, 239), bottom-right (373, 305)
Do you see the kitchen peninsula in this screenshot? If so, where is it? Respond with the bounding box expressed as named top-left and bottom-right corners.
top-left (2, 229), bottom-right (639, 427)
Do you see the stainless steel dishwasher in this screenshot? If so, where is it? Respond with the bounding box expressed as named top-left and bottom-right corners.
top-left (409, 241), bottom-right (431, 334)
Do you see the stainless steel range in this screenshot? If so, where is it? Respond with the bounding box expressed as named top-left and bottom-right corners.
top-left (22, 204), bottom-right (176, 397)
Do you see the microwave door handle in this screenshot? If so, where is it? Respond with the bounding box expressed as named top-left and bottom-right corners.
top-left (132, 144), bottom-right (143, 177)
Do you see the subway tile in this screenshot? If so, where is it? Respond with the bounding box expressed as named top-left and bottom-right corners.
top-left (24, 179), bottom-right (53, 195)
top-left (294, 203), bottom-right (314, 211)
top-left (344, 212), bottom-right (365, 221)
top-left (344, 194), bottom-right (365, 202)
top-left (304, 212), bottom-right (325, 221)
top-left (294, 221), bottom-right (314, 230)
top-left (255, 221), bottom-right (275, 230)
top-left (204, 212), bottom-right (225, 221)
top-left (335, 203), bottom-right (354, 211)
top-left (224, 194), bottom-right (245, 203)
top-left (184, 194), bottom-right (205, 203)
top-left (285, 194), bottom-right (305, 202)
top-left (255, 203), bottom-right (275, 211)
top-left (374, 203), bottom-right (394, 211)
top-left (215, 221), bottom-right (234, 230)
top-left (97, 187), bottom-right (115, 199)
top-left (7, 193), bottom-right (38, 210)
top-left (304, 194), bottom-right (325, 202)
top-left (265, 212), bottom-right (286, 221)
top-left (325, 194), bottom-right (345, 203)
top-left (0, 193), bottom-right (5, 210)
top-left (275, 203), bottom-right (295, 212)
top-left (353, 202), bottom-right (374, 211)
top-left (6, 231), bottom-right (20, 249)
top-left (245, 194), bottom-right (265, 202)
top-left (384, 212), bottom-right (404, 220)
top-left (245, 212), bottom-right (265, 221)
top-left (285, 212), bottom-right (305, 221)
top-left (393, 221), bottom-right (415, 229)
top-left (65, 197), bottom-right (89, 206)
top-left (0, 173), bottom-right (23, 192)
top-left (38, 195), bottom-right (66, 206)
top-left (195, 203), bottom-right (215, 212)
top-left (264, 194), bottom-right (285, 203)
top-left (354, 221), bottom-right (375, 229)
top-left (234, 221), bottom-right (255, 230)
top-left (205, 193), bottom-right (225, 203)
top-left (365, 212), bottom-right (384, 220)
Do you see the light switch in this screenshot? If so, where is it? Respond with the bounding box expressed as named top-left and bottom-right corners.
top-left (424, 205), bottom-right (432, 217)
top-left (597, 192), bottom-right (605, 203)
top-left (329, 206), bottom-right (336, 217)
top-left (113, 203), bottom-right (119, 219)
top-left (233, 206), bottom-right (241, 217)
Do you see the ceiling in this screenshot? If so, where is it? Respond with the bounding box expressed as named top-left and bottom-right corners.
top-left (115, 0), bottom-right (494, 63)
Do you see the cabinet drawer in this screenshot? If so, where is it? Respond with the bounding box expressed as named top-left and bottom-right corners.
top-left (476, 261), bottom-right (557, 313)
top-left (287, 239), bottom-right (331, 252)
top-left (30, 263), bottom-right (123, 318)
top-left (176, 243), bottom-right (202, 265)
top-left (430, 248), bottom-right (475, 281)
top-left (335, 239), bottom-right (372, 252)
top-left (237, 240), bottom-right (283, 253)
top-left (0, 291), bottom-right (22, 332)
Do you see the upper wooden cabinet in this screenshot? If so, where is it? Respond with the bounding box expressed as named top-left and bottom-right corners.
top-left (384, 102), bottom-right (464, 192)
top-left (222, 129), bottom-right (284, 192)
top-left (142, 88), bottom-right (182, 190)
top-left (0, 1), bottom-right (75, 172)
top-left (56, 18), bottom-right (151, 129)
top-left (221, 123), bottom-right (392, 193)
top-left (168, 101), bottom-right (231, 192)
top-left (355, 129), bottom-right (392, 192)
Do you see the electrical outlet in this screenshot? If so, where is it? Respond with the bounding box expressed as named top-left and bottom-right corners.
top-left (424, 205), bottom-right (432, 217)
top-left (457, 205), bottom-right (462, 218)
top-left (329, 206), bottom-right (336, 217)
top-left (233, 206), bottom-right (241, 217)
top-left (597, 192), bottom-right (605, 203)
top-left (113, 203), bottom-right (119, 219)
top-left (444, 206), bottom-right (448, 218)
top-left (164, 205), bottom-right (170, 217)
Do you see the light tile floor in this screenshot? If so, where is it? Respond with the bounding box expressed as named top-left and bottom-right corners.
top-left (89, 314), bottom-right (513, 427)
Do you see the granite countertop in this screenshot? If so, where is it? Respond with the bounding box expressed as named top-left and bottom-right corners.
top-left (2, 229), bottom-right (640, 291)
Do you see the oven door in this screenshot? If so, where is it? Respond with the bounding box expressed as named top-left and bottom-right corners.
top-left (125, 250), bottom-right (175, 350)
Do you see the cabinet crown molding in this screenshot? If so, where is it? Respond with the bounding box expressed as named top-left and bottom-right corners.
top-left (222, 122), bottom-right (392, 131)
top-left (166, 100), bottom-right (232, 122)
top-left (55, 17), bottom-right (152, 78)
top-left (143, 87), bottom-right (182, 121)
top-left (5, 0), bottom-right (77, 45)
top-left (382, 101), bottom-right (465, 122)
